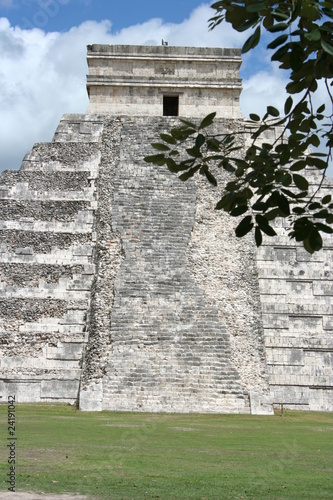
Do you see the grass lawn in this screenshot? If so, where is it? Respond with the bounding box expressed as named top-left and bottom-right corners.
top-left (0, 404), bottom-right (332, 499)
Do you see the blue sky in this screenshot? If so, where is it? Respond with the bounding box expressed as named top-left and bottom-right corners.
top-left (0, 0), bottom-right (331, 175)
top-left (2, 0), bottom-right (206, 32)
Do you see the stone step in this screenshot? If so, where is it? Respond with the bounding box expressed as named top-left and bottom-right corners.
top-left (0, 263), bottom-right (87, 287)
top-left (0, 202), bottom-right (93, 222)
top-left (53, 114), bottom-right (104, 143)
top-left (0, 231), bottom-right (92, 254)
top-left (0, 170), bottom-right (94, 191)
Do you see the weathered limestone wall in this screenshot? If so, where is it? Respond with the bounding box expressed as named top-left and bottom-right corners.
top-left (80, 116), bottom-right (269, 413)
top-left (257, 171), bottom-right (333, 411)
top-left (0, 115), bottom-right (103, 403)
top-left (86, 45), bottom-right (242, 118)
top-left (1, 44), bottom-right (331, 412)
top-left (0, 114), bottom-right (270, 413)
top-left (0, 113), bottom-right (332, 412)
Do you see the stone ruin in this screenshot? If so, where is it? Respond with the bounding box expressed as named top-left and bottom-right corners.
top-left (0, 45), bottom-right (332, 413)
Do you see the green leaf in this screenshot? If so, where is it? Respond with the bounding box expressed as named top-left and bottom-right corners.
top-left (242, 26), bottom-right (261, 54)
top-left (171, 127), bottom-right (196, 140)
top-left (284, 96), bottom-right (293, 115)
top-left (267, 33), bottom-right (288, 49)
top-left (205, 170), bottom-right (217, 186)
top-left (230, 205), bottom-right (248, 217)
top-left (267, 106), bottom-right (280, 117)
top-left (261, 225), bottom-right (277, 237)
top-left (322, 195), bottom-right (332, 204)
top-left (281, 188), bottom-right (298, 199)
top-left (221, 161), bottom-right (236, 173)
top-left (265, 208), bottom-right (282, 221)
top-left (290, 43), bottom-right (304, 71)
top-left (179, 119), bottom-right (197, 128)
top-left (223, 134), bottom-right (235, 145)
top-left (309, 229), bottom-right (323, 252)
top-left (252, 201), bottom-right (267, 211)
top-left (215, 198), bottom-right (227, 211)
top-left (195, 134), bottom-right (206, 148)
top-left (152, 143), bottom-right (170, 151)
top-left (321, 39), bottom-right (333, 56)
top-left (255, 214), bottom-right (269, 227)
top-left (206, 138), bottom-right (221, 152)
top-left (235, 219), bottom-right (254, 238)
top-left (286, 78), bottom-right (307, 94)
top-left (238, 17), bottom-right (261, 32)
top-left (309, 134), bottom-right (320, 147)
top-left (199, 112), bottom-right (216, 129)
top-left (255, 214), bottom-right (277, 236)
top-left (275, 192), bottom-right (290, 215)
top-left (322, 6), bottom-right (333, 19)
top-left (293, 174), bottom-right (309, 191)
top-left (246, 2), bottom-right (266, 13)
top-left (303, 237), bottom-right (315, 254)
top-left (255, 226), bottom-right (262, 247)
top-left (249, 113), bottom-right (261, 121)
top-left (309, 202), bottom-right (321, 210)
top-left (294, 218), bottom-right (313, 241)
top-left (293, 207), bottom-right (306, 215)
top-left (271, 43), bottom-right (289, 62)
top-left (281, 172), bottom-right (292, 186)
top-left (317, 104), bottom-right (326, 114)
top-left (166, 158), bottom-right (180, 173)
top-left (144, 154), bottom-right (166, 165)
top-left (267, 22), bottom-right (289, 33)
top-left (186, 146), bottom-right (202, 158)
top-left (314, 210), bottom-right (329, 219)
top-left (316, 223), bottom-right (333, 234)
top-left (272, 12), bottom-right (289, 21)
top-left (179, 165), bottom-right (200, 181)
top-left (235, 216), bottom-right (254, 237)
top-left (308, 157), bottom-right (327, 169)
top-left (178, 160), bottom-right (195, 171)
top-left (304, 29), bottom-right (321, 41)
top-left (160, 133), bottom-right (177, 145)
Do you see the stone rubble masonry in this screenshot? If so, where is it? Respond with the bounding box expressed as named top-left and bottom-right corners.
top-left (0, 122), bottom-right (101, 403)
top-left (0, 45), bottom-right (332, 412)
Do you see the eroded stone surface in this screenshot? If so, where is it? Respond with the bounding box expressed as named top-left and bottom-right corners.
top-left (0, 45), bottom-right (332, 412)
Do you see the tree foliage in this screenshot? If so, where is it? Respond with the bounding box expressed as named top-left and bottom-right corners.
top-left (145, 0), bottom-right (333, 253)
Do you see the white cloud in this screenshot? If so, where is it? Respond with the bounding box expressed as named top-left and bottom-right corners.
top-left (0, 5), bottom-right (249, 172)
top-left (0, 5), bottom-right (331, 177)
top-left (241, 68), bottom-right (288, 117)
top-left (0, 17), bottom-right (107, 171)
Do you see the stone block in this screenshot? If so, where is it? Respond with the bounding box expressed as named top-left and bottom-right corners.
top-left (46, 342), bottom-right (84, 360)
top-left (15, 247), bottom-right (33, 255)
top-left (41, 379), bottom-right (79, 399)
top-left (80, 381), bottom-right (103, 411)
top-left (288, 315), bottom-right (323, 334)
top-left (313, 281), bottom-right (333, 296)
top-left (0, 380), bottom-right (41, 402)
top-left (249, 391), bottom-right (274, 415)
top-left (323, 316), bottom-right (333, 330)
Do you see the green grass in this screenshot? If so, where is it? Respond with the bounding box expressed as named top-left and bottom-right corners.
top-left (0, 404), bottom-right (332, 499)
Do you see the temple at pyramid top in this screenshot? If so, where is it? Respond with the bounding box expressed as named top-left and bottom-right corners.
top-left (86, 44), bottom-right (242, 118)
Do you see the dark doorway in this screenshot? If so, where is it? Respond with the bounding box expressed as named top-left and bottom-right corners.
top-left (163, 95), bottom-right (179, 116)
